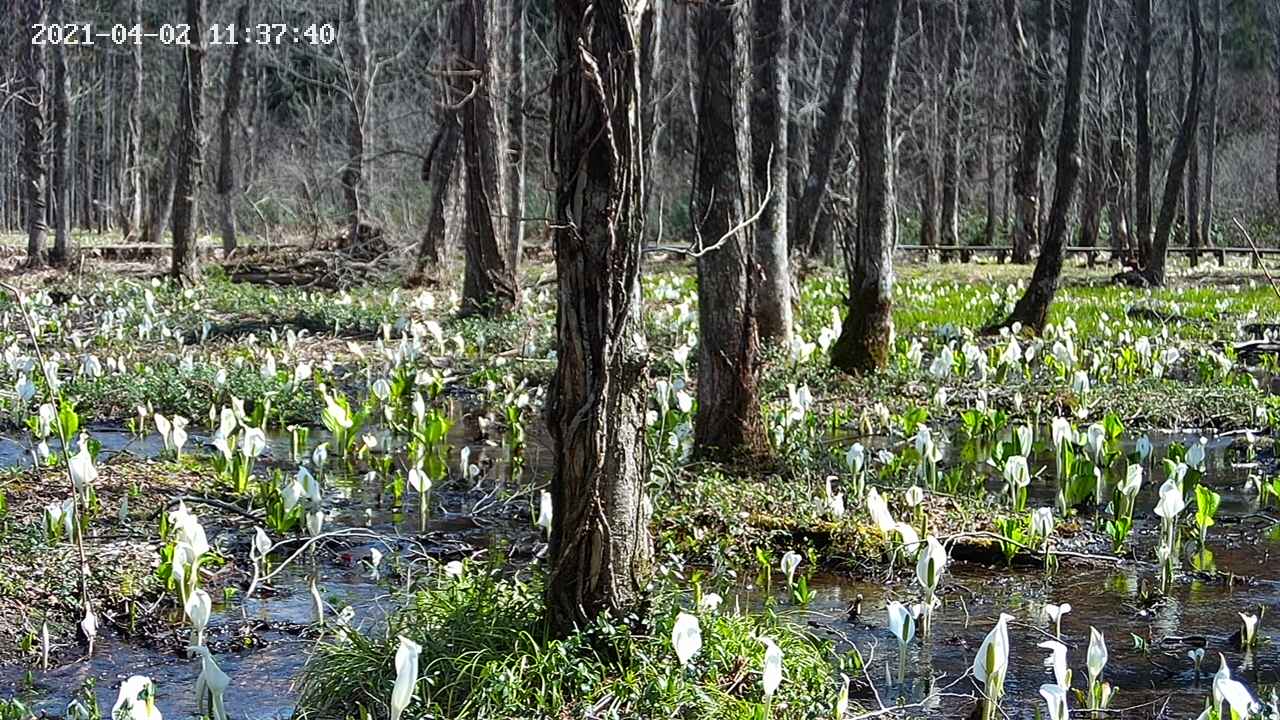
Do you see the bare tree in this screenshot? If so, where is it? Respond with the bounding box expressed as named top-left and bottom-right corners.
top-left (455, 0), bottom-right (519, 315)
top-left (122, 0), bottom-right (144, 242)
top-left (216, 1), bottom-right (252, 255)
top-left (830, 0), bottom-right (902, 373)
top-left (544, 0), bottom-right (652, 637)
top-left (991, 0), bottom-right (1091, 331)
top-left (1199, 0), bottom-right (1221, 264)
top-left (1143, 0), bottom-right (1203, 286)
top-left (18, 0), bottom-right (49, 267)
top-left (1133, 0), bottom-right (1153, 265)
top-left (49, 0), bottom-right (71, 265)
top-left (170, 0), bottom-right (208, 285)
top-left (1006, 0), bottom-right (1053, 264)
top-left (693, 0), bottom-right (765, 457)
top-left (793, 3), bottom-right (860, 257)
top-left (342, 0), bottom-right (372, 241)
top-left (751, 0), bottom-right (792, 345)
top-left (504, 0), bottom-right (526, 272)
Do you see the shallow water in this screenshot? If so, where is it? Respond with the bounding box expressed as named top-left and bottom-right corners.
top-left (0, 423), bottom-right (1275, 719)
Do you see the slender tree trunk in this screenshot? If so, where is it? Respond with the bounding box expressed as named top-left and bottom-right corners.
top-left (170, 0), bottom-right (207, 285)
top-left (939, 0), bottom-right (965, 262)
top-left (751, 0), bottom-right (792, 346)
top-left (1007, 0), bottom-right (1052, 264)
top-left (146, 137), bottom-right (178, 246)
top-left (342, 0), bottom-right (371, 240)
top-left (455, 0), bottom-right (519, 315)
top-left (1186, 119), bottom-right (1201, 267)
top-left (1200, 0), bottom-right (1221, 265)
top-left (49, 0), bottom-right (72, 265)
top-left (545, 0), bottom-right (653, 637)
top-left (410, 116), bottom-right (461, 284)
top-left (1107, 82), bottom-right (1132, 262)
top-left (505, 0), bottom-right (526, 272)
top-left (19, 0), bottom-right (49, 268)
top-left (1273, 6), bottom-right (1279, 212)
top-left (794, 4), bottom-right (860, 257)
top-left (693, 0), bottom-right (765, 458)
top-left (123, 0), bottom-right (144, 242)
top-left (1134, 0), bottom-right (1154, 266)
top-left (1144, 0), bottom-right (1203, 287)
top-left (919, 165), bottom-right (939, 249)
top-left (216, 1), bottom-right (251, 255)
top-left (831, 0), bottom-right (902, 374)
top-left (639, 0), bottom-right (662, 231)
top-left (994, 0), bottom-right (1091, 332)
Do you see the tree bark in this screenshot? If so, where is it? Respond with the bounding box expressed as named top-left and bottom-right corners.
top-left (751, 0), bottom-right (792, 346)
top-left (49, 0), bottom-right (72, 265)
top-left (545, 0), bottom-right (652, 637)
top-left (693, 0), bottom-right (765, 458)
top-left (410, 118), bottom-right (462, 286)
top-left (1007, 0), bottom-right (1052, 264)
top-left (123, 0), bottom-right (144, 242)
top-left (19, 0), bottom-right (49, 268)
top-left (170, 0), bottom-right (208, 285)
top-left (505, 0), bottom-right (526, 272)
top-left (794, 3), bottom-right (860, 257)
top-left (994, 0), bottom-right (1091, 332)
top-left (342, 0), bottom-right (371, 240)
top-left (455, 0), bottom-right (519, 315)
top-left (1200, 0), bottom-right (1221, 265)
top-left (1133, 0), bottom-right (1154, 266)
top-left (1144, 0), bottom-right (1203, 287)
top-left (216, 1), bottom-right (252, 255)
top-left (831, 0), bottom-right (902, 374)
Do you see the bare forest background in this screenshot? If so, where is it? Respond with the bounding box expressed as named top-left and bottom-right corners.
top-left (0, 0), bottom-right (1278, 281)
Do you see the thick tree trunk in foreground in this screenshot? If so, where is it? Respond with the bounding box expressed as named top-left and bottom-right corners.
top-left (1133, 0), bottom-right (1154, 266)
top-left (794, 4), bottom-right (860, 257)
top-left (216, 1), bottom-right (252, 255)
top-left (693, 0), bottom-right (765, 458)
top-left (751, 0), bottom-right (792, 346)
top-left (1007, 0), bottom-right (1052, 264)
top-left (1144, 0), bottom-right (1203, 287)
top-left (994, 0), bottom-right (1091, 332)
top-left (19, 0), bottom-right (49, 267)
top-left (455, 0), bottom-right (519, 316)
top-left (170, 0), bottom-right (207, 285)
top-left (545, 0), bottom-right (652, 636)
top-left (50, 0), bottom-right (72, 265)
top-left (831, 0), bottom-right (902, 374)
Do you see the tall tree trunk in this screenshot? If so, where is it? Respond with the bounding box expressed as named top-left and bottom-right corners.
top-left (505, 0), bottom-right (526, 272)
top-left (49, 0), bottom-right (72, 265)
top-left (1007, 0), bottom-right (1052, 264)
top-left (1200, 0), bottom-right (1221, 265)
top-left (831, 0), bottom-right (902, 374)
top-left (170, 0), bottom-right (207, 285)
top-left (123, 0), bottom-right (144, 242)
top-left (794, 4), bottom-right (860, 257)
top-left (1273, 5), bottom-right (1279, 211)
top-left (146, 137), bottom-right (178, 246)
top-left (994, 0), bottom-right (1091, 332)
top-left (939, 0), bottom-right (965, 262)
top-left (639, 0), bottom-right (662, 232)
top-left (544, 0), bottom-right (653, 637)
top-left (693, 0), bottom-right (765, 458)
top-left (1186, 117), bottom-right (1201, 266)
top-left (19, 0), bottom-right (49, 268)
top-left (1144, 0), bottom-right (1203, 287)
top-left (342, 0), bottom-right (371, 240)
top-left (455, 0), bottom-right (519, 315)
top-left (1133, 0), bottom-right (1154, 266)
top-left (918, 164), bottom-right (939, 249)
top-left (1107, 83), bottom-right (1132, 262)
top-left (216, 1), bottom-right (251, 255)
top-left (410, 118), bottom-right (462, 286)
top-left (751, 0), bottom-right (792, 346)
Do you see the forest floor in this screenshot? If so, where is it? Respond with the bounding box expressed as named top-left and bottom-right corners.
top-left (0, 254), bottom-right (1277, 719)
